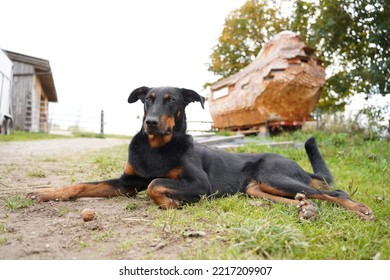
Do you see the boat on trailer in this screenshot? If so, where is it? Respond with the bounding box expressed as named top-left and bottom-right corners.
top-left (209, 31), bottom-right (325, 134)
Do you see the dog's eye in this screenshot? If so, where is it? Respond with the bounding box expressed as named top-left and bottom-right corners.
top-left (167, 97), bottom-right (175, 103)
top-left (145, 96), bottom-right (152, 102)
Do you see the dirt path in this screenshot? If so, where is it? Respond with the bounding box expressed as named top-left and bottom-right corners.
top-left (0, 138), bottom-right (186, 259)
top-left (0, 138), bottom-right (129, 164)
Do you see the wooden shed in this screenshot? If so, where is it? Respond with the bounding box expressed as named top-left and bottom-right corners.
top-left (5, 51), bottom-right (57, 132)
top-left (209, 31), bottom-right (325, 133)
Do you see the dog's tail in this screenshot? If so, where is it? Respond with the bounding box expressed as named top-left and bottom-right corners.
top-left (305, 137), bottom-right (334, 187)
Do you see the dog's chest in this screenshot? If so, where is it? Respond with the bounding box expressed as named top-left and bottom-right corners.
top-left (129, 133), bottom-right (190, 178)
top-left (130, 151), bottom-right (180, 178)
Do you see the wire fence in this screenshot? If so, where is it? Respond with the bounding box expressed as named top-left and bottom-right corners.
top-left (48, 109), bottom-right (214, 136)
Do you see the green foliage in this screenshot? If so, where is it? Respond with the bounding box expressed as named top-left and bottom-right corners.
top-left (208, 0), bottom-right (390, 111)
top-left (289, 0), bottom-right (317, 45)
top-left (356, 102), bottom-right (390, 140)
top-left (208, 0), bottom-right (288, 78)
top-left (310, 0), bottom-right (390, 111)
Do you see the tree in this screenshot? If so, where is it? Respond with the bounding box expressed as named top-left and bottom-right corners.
top-left (310, 0), bottom-right (390, 111)
top-left (208, 0), bottom-right (390, 112)
top-left (207, 0), bottom-right (288, 79)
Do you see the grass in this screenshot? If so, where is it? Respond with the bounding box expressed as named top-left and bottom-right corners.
top-left (153, 195), bottom-right (389, 259)
top-left (149, 131), bottom-right (389, 259)
top-left (90, 145), bottom-right (128, 179)
top-left (27, 169), bottom-right (46, 178)
top-left (1, 195), bottom-right (34, 212)
top-left (54, 207), bottom-right (71, 217)
top-left (0, 223), bottom-right (7, 245)
top-left (118, 240), bottom-right (134, 252)
top-left (79, 241), bottom-right (90, 249)
top-left (215, 129), bottom-right (235, 136)
top-left (0, 131), bottom-right (66, 142)
top-left (94, 229), bottom-right (115, 243)
top-left (73, 132), bottom-right (130, 139)
top-left (0, 130), bottom-right (130, 142)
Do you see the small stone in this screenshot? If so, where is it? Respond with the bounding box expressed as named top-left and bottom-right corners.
top-left (81, 209), bottom-right (95, 222)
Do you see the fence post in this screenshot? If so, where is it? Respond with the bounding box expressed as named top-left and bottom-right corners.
top-left (316, 108), bottom-right (321, 130)
top-left (100, 110), bottom-right (104, 135)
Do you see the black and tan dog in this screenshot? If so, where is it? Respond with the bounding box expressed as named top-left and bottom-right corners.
top-left (28, 86), bottom-right (374, 221)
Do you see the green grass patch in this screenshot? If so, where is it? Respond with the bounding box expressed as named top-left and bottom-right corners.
top-left (149, 131), bottom-right (389, 259)
top-left (54, 207), bottom-right (71, 217)
top-left (72, 132), bottom-right (105, 139)
top-left (94, 229), bottom-right (114, 243)
top-left (79, 240), bottom-right (90, 249)
top-left (73, 132), bottom-right (130, 139)
top-left (0, 236), bottom-right (8, 246)
top-left (0, 131), bottom-right (66, 142)
top-left (0, 224), bottom-right (8, 246)
top-left (91, 146), bottom-right (127, 179)
top-left (0, 224), bottom-right (6, 234)
top-left (0, 130), bottom-right (130, 142)
top-left (125, 202), bottom-right (138, 211)
top-left (215, 129), bottom-right (235, 136)
top-left (27, 169), bottom-right (46, 178)
top-left (1, 195), bottom-right (34, 212)
top-left (117, 240), bottom-right (134, 252)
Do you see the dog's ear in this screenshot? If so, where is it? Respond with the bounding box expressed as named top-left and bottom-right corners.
top-left (128, 86), bottom-right (150, 103)
top-left (181, 88), bottom-right (205, 109)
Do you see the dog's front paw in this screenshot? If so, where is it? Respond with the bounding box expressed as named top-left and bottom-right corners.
top-left (27, 188), bottom-right (69, 202)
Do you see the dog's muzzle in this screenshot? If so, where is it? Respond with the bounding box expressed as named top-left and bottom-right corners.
top-left (144, 116), bottom-right (172, 135)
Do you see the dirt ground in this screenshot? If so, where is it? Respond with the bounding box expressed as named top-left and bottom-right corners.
top-left (0, 138), bottom-right (194, 260)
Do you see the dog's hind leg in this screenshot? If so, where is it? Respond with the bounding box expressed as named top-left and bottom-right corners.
top-left (306, 190), bottom-right (374, 221)
top-left (245, 181), bottom-right (319, 220)
top-left (246, 179), bottom-right (374, 221)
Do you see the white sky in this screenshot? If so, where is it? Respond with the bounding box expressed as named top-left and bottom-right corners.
top-left (0, 0), bottom-right (246, 135)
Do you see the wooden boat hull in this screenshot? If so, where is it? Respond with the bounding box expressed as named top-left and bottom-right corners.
top-left (209, 31), bottom-right (325, 130)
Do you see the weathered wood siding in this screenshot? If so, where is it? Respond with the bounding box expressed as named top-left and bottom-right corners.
top-left (11, 62), bottom-right (33, 130)
top-left (11, 61), bottom-right (50, 132)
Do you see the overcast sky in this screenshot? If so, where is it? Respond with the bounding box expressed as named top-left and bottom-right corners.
top-left (1, 0), bottom-right (246, 134)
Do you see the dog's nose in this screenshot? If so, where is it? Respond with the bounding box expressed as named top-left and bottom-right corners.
top-left (145, 117), bottom-right (159, 127)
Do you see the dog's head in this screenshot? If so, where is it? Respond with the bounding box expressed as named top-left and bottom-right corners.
top-left (128, 86), bottom-right (205, 138)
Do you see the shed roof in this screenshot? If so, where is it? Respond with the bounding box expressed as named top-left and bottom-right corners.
top-left (5, 50), bottom-right (58, 102)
